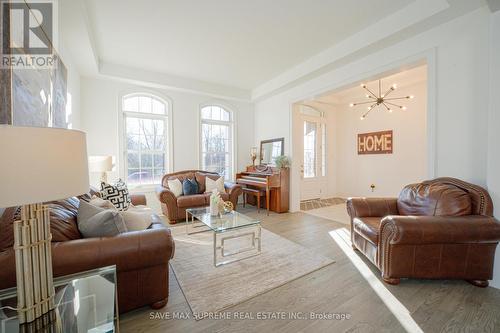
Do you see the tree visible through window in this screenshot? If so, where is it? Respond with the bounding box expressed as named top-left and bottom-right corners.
top-left (122, 94), bottom-right (169, 186)
top-left (200, 105), bottom-right (233, 180)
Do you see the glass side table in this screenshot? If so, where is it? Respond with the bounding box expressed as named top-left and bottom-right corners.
top-left (0, 265), bottom-right (118, 333)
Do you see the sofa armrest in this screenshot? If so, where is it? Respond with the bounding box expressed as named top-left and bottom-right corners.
top-left (224, 182), bottom-right (242, 207)
top-left (52, 227), bottom-right (174, 276)
top-left (380, 215), bottom-right (500, 245)
top-left (346, 197), bottom-right (398, 219)
top-left (130, 193), bottom-right (147, 206)
top-left (156, 186), bottom-right (175, 204)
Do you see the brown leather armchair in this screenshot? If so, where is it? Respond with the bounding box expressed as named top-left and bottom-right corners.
top-left (156, 170), bottom-right (242, 224)
top-left (347, 177), bottom-right (500, 287)
top-left (0, 193), bottom-right (175, 313)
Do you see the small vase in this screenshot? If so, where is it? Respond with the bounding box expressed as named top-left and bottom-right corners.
top-left (210, 201), bottom-right (219, 216)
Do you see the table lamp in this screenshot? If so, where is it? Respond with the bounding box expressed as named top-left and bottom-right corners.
top-left (250, 147), bottom-right (257, 166)
top-left (88, 155), bottom-right (114, 183)
top-left (0, 126), bottom-right (89, 323)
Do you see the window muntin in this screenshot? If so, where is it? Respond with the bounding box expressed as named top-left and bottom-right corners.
top-left (200, 105), bottom-right (233, 180)
top-left (122, 94), bottom-right (169, 186)
top-left (304, 120), bottom-right (317, 178)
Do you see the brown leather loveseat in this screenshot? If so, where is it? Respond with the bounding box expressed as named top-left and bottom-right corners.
top-left (347, 177), bottom-right (500, 287)
top-left (156, 170), bottom-right (242, 224)
top-left (0, 192), bottom-right (175, 313)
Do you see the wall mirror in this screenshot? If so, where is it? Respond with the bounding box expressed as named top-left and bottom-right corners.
top-left (260, 138), bottom-right (284, 165)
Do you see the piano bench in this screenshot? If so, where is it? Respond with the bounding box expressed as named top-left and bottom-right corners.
top-left (242, 188), bottom-right (266, 214)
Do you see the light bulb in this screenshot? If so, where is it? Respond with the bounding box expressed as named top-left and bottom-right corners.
top-left (360, 116), bottom-right (365, 120)
top-left (365, 94), bottom-right (370, 98)
top-left (381, 94), bottom-right (385, 98)
top-left (388, 109), bottom-right (393, 113)
top-left (392, 84), bottom-right (397, 89)
top-left (367, 106), bottom-right (371, 110)
top-left (349, 103), bottom-right (354, 107)
top-left (409, 95), bottom-right (414, 99)
top-left (402, 106), bottom-right (407, 110)
top-left (361, 84), bottom-right (366, 88)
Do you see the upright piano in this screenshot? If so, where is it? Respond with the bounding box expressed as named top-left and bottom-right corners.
top-left (236, 165), bottom-right (289, 213)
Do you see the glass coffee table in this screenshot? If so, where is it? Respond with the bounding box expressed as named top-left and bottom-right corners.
top-left (186, 207), bottom-right (262, 267)
top-left (0, 266), bottom-right (117, 333)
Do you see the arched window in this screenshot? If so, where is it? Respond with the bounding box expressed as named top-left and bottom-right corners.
top-left (122, 93), bottom-right (170, 186)
top-left (200, 105), bottom-right (234, 180)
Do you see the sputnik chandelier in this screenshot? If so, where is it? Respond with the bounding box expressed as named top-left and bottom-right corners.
top-left (349, 80), bottom-right (414, 120)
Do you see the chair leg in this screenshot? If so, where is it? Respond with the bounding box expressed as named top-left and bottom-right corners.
top-left (243, 193), bottom-right (246, 207)
top-left (257, 195), bottom-right (260, 213)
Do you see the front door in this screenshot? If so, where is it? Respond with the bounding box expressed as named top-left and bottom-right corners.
top-left (299, 112), bottom-right (327, 201)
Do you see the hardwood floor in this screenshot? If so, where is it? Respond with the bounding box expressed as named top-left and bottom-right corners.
top-left (120, 207), bottom-right (500, 333)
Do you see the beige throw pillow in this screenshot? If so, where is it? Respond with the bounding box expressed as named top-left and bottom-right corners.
top-left (119, 211), bottom-right (152, 231)
top-left (167, 178), bottom-right (183, 197)
top-left (205, 176), bottom-right (225, 193)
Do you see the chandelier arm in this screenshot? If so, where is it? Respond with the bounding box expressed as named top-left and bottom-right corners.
top-left (352, 100), bottom-right (377, 106)
top-left (363, 86), bottom-right (378, 98)
top-left (378, 80), bottom-right (381, 96)
top-left (362, 106), bottom-right (376, 118)
top-left (383, 87), bottom-right (395, 98)
top-left (384, 101), bottom-right (404, 108)
top-left (383, 96), bottom-right (410, 101)
top-left (381, 102), bottom-right (391, 111)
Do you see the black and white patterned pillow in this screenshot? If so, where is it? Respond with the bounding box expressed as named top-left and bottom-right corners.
top-left (100, 179), bottom-right (131, 211)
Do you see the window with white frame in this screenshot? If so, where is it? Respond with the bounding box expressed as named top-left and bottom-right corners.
top-left (200, 105), bottom-right (234, 180)
top-left (122, 93), bottom-right (169, 186)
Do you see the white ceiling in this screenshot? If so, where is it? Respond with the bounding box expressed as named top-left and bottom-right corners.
top-left (84, 0), bottom-right (414, 90)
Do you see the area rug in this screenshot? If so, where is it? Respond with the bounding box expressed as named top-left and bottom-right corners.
top-left (169, 226), bottom-right (334, 317)
top-left (303, 203), bottom-right (351, 225)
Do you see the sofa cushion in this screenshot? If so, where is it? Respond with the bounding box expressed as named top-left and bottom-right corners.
top-left (77, 200), bottom-right (128, 238)
top-left (168, 178), bottom-right (183, 197)
top-left (398, 182), bottom-right (472, 216)
top-left (195, 172), bottom-right (220, 194)
top-left (163, 172), bottom-right (195, 188)
top-left (177, 194), bottom-right (207, 208)
top-left (182, 178), bottom-right (199, 196)
top-left (205, 176), bottom-right (225, 193)
top-left (100, 179), bottom-right (131, 211)
top-left (353, 217), bottom-right (382, 245)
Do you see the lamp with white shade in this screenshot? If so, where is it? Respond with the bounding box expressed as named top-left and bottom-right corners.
top-left (88, 155), bottom-right (114, 183)
top-left (0, 125), bottom-right (89, 323)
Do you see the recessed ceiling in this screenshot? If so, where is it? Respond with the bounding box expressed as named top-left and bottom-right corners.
top-left (85, 0), bottom-right (414, 90)
top-left (313, 65), bottom-right (427, 105)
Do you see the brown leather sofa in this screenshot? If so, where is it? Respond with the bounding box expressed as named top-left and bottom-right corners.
top-left (156, 170), bottom-right (242, 224)
top-left (0, 192), bottom-right (175, 313)
top-left (347, 177), bottom-right (500, 287)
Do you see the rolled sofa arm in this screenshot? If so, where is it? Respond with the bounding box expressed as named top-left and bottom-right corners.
top-left (346, 197), bottom-right (399, 219)
top-left (52, 227), bottom-right (174, 276)
top-left (130, 193), bottom-right (147, 206)
top-left (156, 185), bottom-right (177, 219)
top-left (225, 182), bottom-right (243, 207)
top-left (380, 215), bottom-right (500, 245)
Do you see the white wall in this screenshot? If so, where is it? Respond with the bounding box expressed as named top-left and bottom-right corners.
top-left (334, 79), bottom-right (427, 198)
top-left (80, 77), bottom-right (254, 189)
top-left (57, 3), bottom-right (81, 130)
top-left (254, 7), bottom-right (491, 213)
top-left (487, 10), bottom-right (500, 289)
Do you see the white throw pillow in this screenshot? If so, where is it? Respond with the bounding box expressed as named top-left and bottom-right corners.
top-left (205, 176), bottom-right (225, 193)
top-left (119, 211), bottom-right (152, 231)
top-left (167, 178), bottom-right (183, 197)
